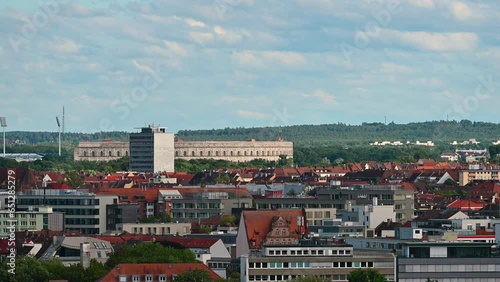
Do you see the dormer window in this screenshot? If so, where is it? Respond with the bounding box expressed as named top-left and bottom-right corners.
top-left (132, 275), bottom-right (140, 282)
top-left (158, 275), bottom-right (167, 282)
top-left (145, 275), bottom-right (153, 282)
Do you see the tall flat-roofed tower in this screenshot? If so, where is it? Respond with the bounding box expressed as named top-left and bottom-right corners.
top-left (129, 125), bottom-right (174, 172)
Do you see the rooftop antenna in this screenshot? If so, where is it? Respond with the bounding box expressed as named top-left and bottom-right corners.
top-left (384, 115), bottom-right (387, 125)
top-left (0, 117), bottom-right (6, 157)
top-left (56, 117), bottom-right (61, 156)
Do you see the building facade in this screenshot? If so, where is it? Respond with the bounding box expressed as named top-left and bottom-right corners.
top-left (0, 206), bottom-right (64, 237)
top-left (116, 222), bottom-right (191, 236)
top-left (129, 125), bottom-right (175, 172)
top-left (74, 137), bottom-right (293, 164)
top-left (73, 140), bottom-right (129, 161)
top-left (316, 185), bottom-right (414, 223)
top-left (174, 139), bottom-right (293, 162)
top-left (16, 189), bottom-right (118, 234)
top-left (241, 241), bottom-right (396, 282)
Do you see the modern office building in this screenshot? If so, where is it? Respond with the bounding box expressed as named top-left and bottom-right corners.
top-left (129, 125), bottom-right (175, 172)
top-left (16, 189), bottom-right (118, 234)
top-left (240, 239), bottom-right (396, 282)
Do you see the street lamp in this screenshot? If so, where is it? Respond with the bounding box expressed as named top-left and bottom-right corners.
top-left (56, 117), bottom-right (61, 156)
top-left (0, 117), bottom-right (6, 158)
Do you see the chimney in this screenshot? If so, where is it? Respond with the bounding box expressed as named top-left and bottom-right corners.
top-left (80, 242), bottom-right (91, 269)
top-left (372, 197), bottom-right (378, 206)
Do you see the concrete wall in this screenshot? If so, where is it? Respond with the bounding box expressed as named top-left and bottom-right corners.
top-left (154, 132), bottom-right (175, 172)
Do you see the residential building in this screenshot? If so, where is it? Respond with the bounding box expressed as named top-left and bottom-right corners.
top-left (0, 206), bottom-right (64, 237)
top-left (170, 188), bottom-right (253, 221)
top-left (315, 185), bottom-right (414, 223)
top-left (339, 198), bottom-right (395, 229)
top-left (459, 164), bottom-right (500, 186)
top-left (129, 125), bottom-right (175, 173)
top-left (236, 209), bottom-right (308, 258)
top-left (17, 189), bottom-right (118, 234)
top-left (160, 237), bottom-right (231, 278)
top-left (40, 236), bottom-right (114, 267)
top-left (98, 263), bottom-right (220, 282)
top-left (116, 222), bottom-right (191, 236)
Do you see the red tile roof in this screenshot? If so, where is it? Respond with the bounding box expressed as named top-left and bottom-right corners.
top-left (242, 209), bottom-right (307, 250)
top-left (447, 199), bottom-right (487, 211)
top-left (160, 237), bottom-right (218, 249)
top-left (98, 263), bottom-right (220, 281)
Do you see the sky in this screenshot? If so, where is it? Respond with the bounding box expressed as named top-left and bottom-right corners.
top-left (0, 0), bottom-right (499, 133)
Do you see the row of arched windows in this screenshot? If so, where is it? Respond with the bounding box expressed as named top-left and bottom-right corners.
top-left (175, 150), bottom-right (289, 157)
top-left (83, 150), bottom-right (128, 157)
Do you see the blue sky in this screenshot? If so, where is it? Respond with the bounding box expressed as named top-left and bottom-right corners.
top-left (1, 0), bottom-right (499, 133)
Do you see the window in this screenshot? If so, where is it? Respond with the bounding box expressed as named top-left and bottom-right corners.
top-left (109, 151), bottom-right (112, 157)
top-left (132, 275), bottom-right (140, 282)
top-left (192, 151), bottom-right (195, 156)
top-left (145, 275), bottom-right (153, 282)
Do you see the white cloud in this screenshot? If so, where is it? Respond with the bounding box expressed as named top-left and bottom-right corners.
top-left (221, 96), bottom-right (248, 103)
top-left (43, 39), bottom-right (80, 54)
top-left (436, 89), bottom-right (454, 98)
top-left (406, 0), bottom-right (435, 9)
top-left (163, 40), bottom-right (188, 56)
top-left (383, 30), bottom-right (479, 52)
top-left (188, 32), bottom-right (214, 44)
top-left (185, 18), bottom-right (205, 28)
top-left (450, 2), bottom-right (474, 21)
top-left (302, 90), bottom-right (337, 105)
top-left (132, 59), bottom-right (155, 73)
top-left (378, 62), bottom-right (414, 75)
top-left (234, 110), bottom-right (270, 119)
top-left (214, 26), bottom-right (243, 43)
top-left (233, 51), bottom-right (306, 68)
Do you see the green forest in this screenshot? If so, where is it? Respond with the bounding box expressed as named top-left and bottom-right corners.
top-left (5, 120), bottom-right (500, 147)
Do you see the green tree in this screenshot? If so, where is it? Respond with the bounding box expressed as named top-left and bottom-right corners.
top-left (0, 256), bottom-right (50, 282)
top-left (105, 242), bottom-right (197, 269)
top-left (347, 269), bottom-right (387, 282)
top-left (173, 269), bottom-right (215, 282)
top-left (66, 170), bottom-right (85, 189)
top-left (220, 215), bottom-right (236, 227)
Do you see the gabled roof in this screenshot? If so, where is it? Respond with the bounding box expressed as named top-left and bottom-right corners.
top-left (447, 199), bottom-right (487, 211)
top-left (98, 263), bottom-right (220, 281)
top-left (241, 209), bottom-right (307, 250)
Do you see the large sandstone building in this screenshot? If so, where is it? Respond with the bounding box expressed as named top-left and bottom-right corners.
top-left (74, 138), bottom-right (293, 164)
top-left (73, 139), bottom-right (129, 162)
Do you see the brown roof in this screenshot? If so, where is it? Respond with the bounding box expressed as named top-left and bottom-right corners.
top-left (242, 209), bottom-right (307, 250)
top-left (98, 263), bottom-right (220, 281)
